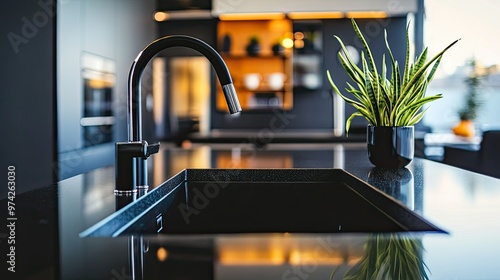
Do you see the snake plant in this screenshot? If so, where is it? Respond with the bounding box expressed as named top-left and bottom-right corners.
top-left (327, 19), bottom-right (459, 134)
top-left (331, 233), bottom-right (429, 280)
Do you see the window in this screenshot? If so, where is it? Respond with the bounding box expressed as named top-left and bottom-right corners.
top-left (423, 0), bottom-right (500, 132)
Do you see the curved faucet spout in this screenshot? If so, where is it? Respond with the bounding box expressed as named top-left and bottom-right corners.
top-left (116, 35), bottom-right (241, 196)
top-left (127, 35), bottom-right (241, 142)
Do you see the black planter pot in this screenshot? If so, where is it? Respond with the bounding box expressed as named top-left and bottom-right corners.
top-left (367, 126), bottom-right (414, 168)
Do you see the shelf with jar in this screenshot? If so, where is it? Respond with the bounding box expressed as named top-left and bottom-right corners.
top-left (216, 19), bottom-right (294, 111)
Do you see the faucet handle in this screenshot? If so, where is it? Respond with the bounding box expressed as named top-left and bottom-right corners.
top-left (115, 141), bottom-right (161, 196)
top-left (116, 141), bottom-right (159, 159)
top-left (146, 142), bottom-right (160, 157)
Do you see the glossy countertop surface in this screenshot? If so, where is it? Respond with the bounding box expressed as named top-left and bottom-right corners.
top-left (4, 143), bottom-right (500, 279)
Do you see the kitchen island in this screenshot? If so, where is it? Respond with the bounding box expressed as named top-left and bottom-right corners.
top-left (4, 143), bottom-right (500, 279)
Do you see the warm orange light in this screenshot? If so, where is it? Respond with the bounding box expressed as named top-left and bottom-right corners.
top-left (282, 38), bottom-right (294, 49)
top-left (157, 247), bottom-right (168, 262)
top-left (219, 13), bottom-right (286, 21)
top-left (288, 11), bottom-right (343, 19)
top-left (154, 10), bottom-right (212, 21)
top-left (87, 79), bottom-right (113, 89)
top-left (154, 11), bottom-right (169, 22)
top-left (294, 39), bottom-right (304, 49)
top-left (294, 32), bottom-right (304, 40)
top-left (219, 247), bottom-right (286, 265)
top-left (219, 253), bottom-right (285, 265)
top-left (345, 11), bottom-right (388, 18)
top-left (288, 249), bottom-right (345, 266)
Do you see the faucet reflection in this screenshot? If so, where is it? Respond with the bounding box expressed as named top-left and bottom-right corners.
top-left (115, 35), bottom-right (241, 196)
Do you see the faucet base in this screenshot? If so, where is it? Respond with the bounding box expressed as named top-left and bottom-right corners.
top-left (136, 185), bottom-right (149, 197)
top-left (114, 189), bottom-right (137, 196)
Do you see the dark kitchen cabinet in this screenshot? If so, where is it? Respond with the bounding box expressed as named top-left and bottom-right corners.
top-left (0, 0), bottom-right (57, 197)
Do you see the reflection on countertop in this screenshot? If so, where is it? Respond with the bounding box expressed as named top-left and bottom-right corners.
top-left (6, 142), bottom-right (500, 279)
top-left (186, 130), bottom-right (366, 145)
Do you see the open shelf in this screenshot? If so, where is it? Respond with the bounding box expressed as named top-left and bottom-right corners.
top-left (216, 19), bottom-right (293, 111)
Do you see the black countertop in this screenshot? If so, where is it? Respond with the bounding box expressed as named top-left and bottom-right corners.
top-left (187, 131), bottom-right (366, 145)
top-left (3, 143), bottom-right (500, 279)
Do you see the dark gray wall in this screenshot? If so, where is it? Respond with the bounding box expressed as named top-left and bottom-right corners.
top-left (157, 19), bottom-right (218, 56)
top-left (0, 0), bottom-right (57, 197)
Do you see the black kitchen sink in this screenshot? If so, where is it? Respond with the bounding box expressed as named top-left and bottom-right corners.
top-left (80, 169), bottom-right (445, 237)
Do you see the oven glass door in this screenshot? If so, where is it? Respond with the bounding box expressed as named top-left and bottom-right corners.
top-left (81, 77), bottom-right (115, 147)
top-left (80, 53), bottom-right (116, 147)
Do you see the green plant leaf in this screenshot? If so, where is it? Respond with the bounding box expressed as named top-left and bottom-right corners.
top-left (384, 29), bottom-right (401, 102)
top-left (338, 51), bottom-right (364, 86)
top-left (351, 18), bottom-right (379, 86)
top-left (326, 69), bottom-right (343, 96)
top-left (327, 70), bottom-right (370, 110)
top-left (402, 23), bottom-right (411, 86)
top-left (332, 234), bottom-right (430, 280)
top-left (327, 19), bottom-right (458, 129)
top-left (411, 47), bottom-right (428, 78)
top-left (425, 55), bottom-right (443, 83)
top-left (362, 52), bottom-right (381, 125)
top-left (334, 35), bottom-right (364, 77)
top-left (345, 112), bottom-right (364, 135)
top-left (401, 39), bottom-right (459, 94)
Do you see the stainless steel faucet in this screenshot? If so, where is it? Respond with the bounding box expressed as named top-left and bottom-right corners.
top-left (115, 35), bottom-right (241, 196)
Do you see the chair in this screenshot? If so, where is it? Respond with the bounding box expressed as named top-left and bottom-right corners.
top-left (443, 130), bottom-right (500, 179)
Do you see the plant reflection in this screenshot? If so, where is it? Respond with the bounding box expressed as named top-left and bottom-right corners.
top-left (331, 233), bottom-right (428, 280)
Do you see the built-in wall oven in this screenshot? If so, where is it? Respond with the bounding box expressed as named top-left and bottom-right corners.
top-left (80, 53), bottom-right (116, 147)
